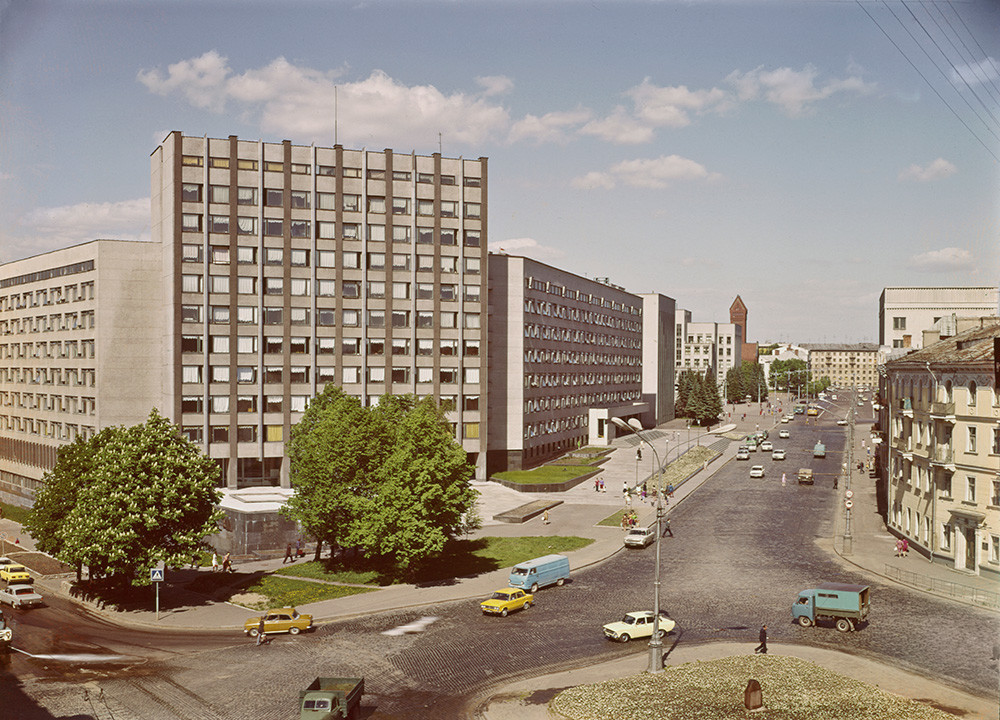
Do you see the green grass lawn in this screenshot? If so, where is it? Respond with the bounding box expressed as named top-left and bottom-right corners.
top-left (0, 501), bottom-right (31, 526)
top-left (547, 456), bottom-right (604, 466)
top-left (493, 465), bottom-right (595, 484)
top-left (231, 575), bottom-right (376, 611)
top-left (278, 535), bottom-right (593, 586)
top-left (598, 509), bottom-right (632, 527)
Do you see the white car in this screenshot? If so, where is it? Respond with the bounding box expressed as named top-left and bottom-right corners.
top-left (736, 448), bottom-right (750, 460)
top-left (623, 526), bottom-right (656, 548)
top-left (0, 583), bottom-right (43, 609)
top-left (781, 415), bottom-right (792, 423)
top-left (837, 419), bottom-right (848, 426)
top-left (772, 449), bottom-right (786, 461)
top-left (760, 441), bottom-right (773, 451)
top-left (750, 465), bottom-right (765, 478)
top-left (778, 429), bottom-right (790, 439)
top-left (0, 557), bottom-right (14, 568)
top-left (603, 611), bottom-right (676, 642)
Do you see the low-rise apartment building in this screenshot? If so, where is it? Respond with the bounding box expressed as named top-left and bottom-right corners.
top-left (880, 319), bottom-right (1000, 579)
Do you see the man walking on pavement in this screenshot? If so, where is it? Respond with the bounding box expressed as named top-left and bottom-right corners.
top-left (662, 516), bottom-right (673, 537)
top-left (755, 624), bottom-right (768, 654)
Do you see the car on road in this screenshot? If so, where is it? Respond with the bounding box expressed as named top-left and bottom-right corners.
top-left (623, 526), bottom-right (656, 548)
top-left (747, 442), bottom-right (757, 452)
top-left (760, 440), bottom-right (773, 451)
top-left (750, 465), bottom-right (765, 478)
top-left (480, 588), bottom-right (533, 616)
top-left (603, 611), bottom-right (675, 642)
top-left (0, 583), bottom-right (43, 608)
top-left (736, 447), bottom-right (750, 460)
top-left (0, 557), bottom-right (14, 568)
top-left (244, 607), bottom-right (313, 636)
top-left (837, 419), bottom-right (848, 426)
top-left (0, 565), bottom-right (31, 584)
top-left (778, 429), bottom-right (790, 439)
top-left (772, 449), bottom-right (786, 461)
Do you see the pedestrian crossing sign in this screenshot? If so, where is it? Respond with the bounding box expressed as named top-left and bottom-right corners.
top-left (150, 568), bottom-right (164, 582)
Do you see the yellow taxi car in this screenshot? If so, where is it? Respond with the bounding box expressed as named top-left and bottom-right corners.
top-left (0, 565), bottom-right (31, 584)
top-left (243, 607), bottom-right (313, 637)
top-left (480, 588), bottom-right (533, 617)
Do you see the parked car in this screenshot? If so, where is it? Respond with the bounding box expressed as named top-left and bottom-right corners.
top-left (243, 607), bottom-right (313, 636)
top-left (480, 588), bottom-right (533, 616)
top-left (736, 448), bottom-right (750, 460)
top-left (772, 449), bottom-right (786, 461)
top-left (778, 429), bottom-right (790, 439)
top-left (760, 441), bottom-right (773, 451)
top-left (624, 526), bottom-right (656, 548)
top-left (603, 611), bottom-right (676, 642)
top-left (0, 583), bottom-right (43, 608)
top-left (0, 565), bottom-right (31, 584)
top-left (0, 557), bottom-right (14, 568)
top-left (750, 465), bottom-right (765, 478)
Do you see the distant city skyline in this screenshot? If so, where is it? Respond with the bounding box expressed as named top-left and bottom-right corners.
top-left (2, 0), bottom-right (998, 342)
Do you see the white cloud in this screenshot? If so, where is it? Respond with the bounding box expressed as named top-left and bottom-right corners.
top-left (908, 247), bottom-right (974, 272)
top-left (488, 236), bottom-right (565, 261)
top-left (476, 75), bottom-right (514, 96)
top-left (950, 56), bottom-right (1000, 86)
top-left (4, 198), bottom-right (151, 263)
top-left (138, 53), bottom-right (510, 149)
top-left (578, 107), bottom-right (654, 145)
top-left (509, 107), bottom-right (592, 144)
top-left (626, 79), bottom-right (730, 127)
top-left (898, 158), bottom-right (957, 182)
top-left (573, 154), bottom-right (722, 190)
top-left (726, 64), bottom-right (874, 116)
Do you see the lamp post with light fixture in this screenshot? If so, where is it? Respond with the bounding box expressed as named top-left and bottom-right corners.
top-left (611, 416), bottom-right (666, 673)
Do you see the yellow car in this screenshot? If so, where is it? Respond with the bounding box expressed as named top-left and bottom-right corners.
top-left (480, 588), bottom-right (534, 617)
top-left (243, 607), bottom-right (313, 637)
top-left (0, 565), bottom-right (31, 584)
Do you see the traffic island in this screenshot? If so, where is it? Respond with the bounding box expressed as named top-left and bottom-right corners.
top-left (492, 500), bottom-right (564, 524)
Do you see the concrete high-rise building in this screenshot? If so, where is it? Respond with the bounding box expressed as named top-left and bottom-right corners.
top-left (674, 309), bottom-right (737, 397)
top-left (879, 286), bottom-right (999, 350)
top-left (486, 255), bottom-right (668, 473)
top-left (801, 343), bottom-right (879, 388)
top-left (0, 240), bottom-right (163, 504)
top-left (152, 132), bottom-right (489, 487)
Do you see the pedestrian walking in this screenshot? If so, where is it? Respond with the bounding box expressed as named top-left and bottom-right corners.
top-left (754, 625), bottom-right (768, 654)
top-left (283, 542), bottom-right (293, 564)
top-left (296, 537), bottom-right (303, 557)
top-left (894, 539), bottom-right (902, 557)
top-left (222, 552), bottom-right (232, 573)
top-left (595, 478), bottom-right (600, 492)
top-left (662, 516), bottom-right (673, 537)
top-left (255, 617), bottom-right (267, 646)
top-left (901, 538), bottom-right (909, 557)
top-left (600, 479), bottom-right (606, 493)
top-left (542, 509), bottom-right (550, 525)
top-left (781, 472), bottom-right (786, 487)
top-left (211, 552), bottom-right (219, 572)
top-left (667, 484), bottom-right (674, 498)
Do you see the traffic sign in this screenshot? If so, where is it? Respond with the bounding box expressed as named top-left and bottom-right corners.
top-left (845, 490), bottom-right (854, 499)
top-left (845, 499), bottom-right (854, 509)
top-left (150, 568), bottom-right (164, 582)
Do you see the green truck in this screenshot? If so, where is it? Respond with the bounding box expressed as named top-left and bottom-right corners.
top-left (792, 583), bottom-right (870, 632)
top-left (299, 677), bottom-right (364, 719)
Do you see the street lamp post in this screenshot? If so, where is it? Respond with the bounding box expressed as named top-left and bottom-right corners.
top-left (611, 417), bottom-right (665, 674)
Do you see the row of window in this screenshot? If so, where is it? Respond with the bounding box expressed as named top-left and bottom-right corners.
top-left (524, 298), bottom-right (641, 332)
top-left (181, 364), bottom-right (482, 386)
top-left (182, 245), bottom-right (482, 273)
top-left (181, 215), bottom-right (482, 245)
top-left (182, 335), bottom-right (480, 357)
top-left (890, 503), bottom-right (1000, 563)
top-left (180, 156), bottom-right (480, 187)
top-left (0, 367), bottom-right (95, 386)
top-left (1, 310), bottom-right (96, 335)
top-left (894, 423), bottom-right (1000, 455)
top-left (182, 392), bottom-right (481, 416)
top-left (182, 184), bottom-right (482, 219)
top-left (182, 418), bottom-right (482, 445)
top-left (892, 380), bottom-right (998, 408)
top-left (0, 392), bottom-right (95, 414)
top-left (525, 346), bottom-right (639, 367)
top-left (524, 414), bottom-right (588, 439)
top-left (524, 372), bottom-right (641, 388)
top-left (181, 305), bottom-right (482, 330)
top-left (181, 275), bottom-right (481, 302)
top-left (523, 322), bottom-right (640, 349)
top-left (0, 281), bottom-right (96, 310)
top-left (0, 415), bottom-right (95, 441)
top-left (0, 339), bottom-right (96, 360)
top-left (524, 277), bottom-right (638, 314)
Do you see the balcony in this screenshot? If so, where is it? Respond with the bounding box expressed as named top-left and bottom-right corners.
top-left (930, 445), bottom-right (955, 468)
top-left (930, 401), bottom-right (956, 422)
top-left (898, 397), bottom-right (913, 417)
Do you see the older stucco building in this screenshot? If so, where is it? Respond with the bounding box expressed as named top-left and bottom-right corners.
top-left (879, 319), bottom-right (1000, 579)
top-left (879, 286), bottom-right (999, 351)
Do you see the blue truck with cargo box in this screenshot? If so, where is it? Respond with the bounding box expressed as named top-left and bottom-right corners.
top-left (507, 554), bottom-right (570, 593)
top-left (299, 677), bottom-right (364, 719)
top-left (792, 583), bottom-right (870, 632)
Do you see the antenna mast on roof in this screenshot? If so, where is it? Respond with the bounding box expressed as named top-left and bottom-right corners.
top-left (334, 86), bottom-right (338, 145)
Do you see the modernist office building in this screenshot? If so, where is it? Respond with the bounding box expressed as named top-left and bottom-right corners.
top-left (879, 286), bottom-right (999, 350)
top-left (487, 254), bottom-right (674, 473)
top-left (152, 132), bottom-right (489, 487)
top-left (0, 239), bottom-right (163, 504)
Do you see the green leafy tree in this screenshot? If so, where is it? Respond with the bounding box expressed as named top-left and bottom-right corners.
top-left (29, 410), bottom-right (222, 587)
top-left (284, 385), bottom-right (392, 560)
top-left (770, 359), bottom-right (808, 394)
top-left (351, 397), bottom-right (478, 574)
top-left (695, 370), bottom-right (724, 426)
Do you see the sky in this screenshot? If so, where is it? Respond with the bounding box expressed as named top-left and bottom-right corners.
top-left (1, 0), bottom-right (998, 343)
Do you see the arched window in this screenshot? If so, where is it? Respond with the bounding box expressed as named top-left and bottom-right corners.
top-left (944, 380), bottom-right (953, 403)
top-left (967, 381), bottom-right (977, 407)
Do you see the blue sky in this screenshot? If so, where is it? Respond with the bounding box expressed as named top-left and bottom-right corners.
top-left (1, 0), bottom-right (997, 343)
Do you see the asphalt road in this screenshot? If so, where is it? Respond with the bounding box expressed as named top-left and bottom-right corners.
top-left (3, 410), bottom-right (998, 720)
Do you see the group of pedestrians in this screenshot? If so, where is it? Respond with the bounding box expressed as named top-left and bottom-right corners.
top-left (894, 537), bottom-right (909, 557)
top-left (210, 552), bottom-right (233, 572)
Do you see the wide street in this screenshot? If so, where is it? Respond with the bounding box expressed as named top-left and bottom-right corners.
top-left (2, 404), bottom-right (998, 719)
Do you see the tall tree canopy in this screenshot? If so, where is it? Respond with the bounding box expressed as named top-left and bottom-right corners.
top-left (769, 358), bottom-right (809, 393)
top-left (725, 361), bottom-right (768, 403)
top-left (26, 410), bottom-right (222, 587)
top-left (283, 389), bottom-right (478, 575)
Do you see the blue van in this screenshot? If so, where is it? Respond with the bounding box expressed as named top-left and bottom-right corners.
top-left (507, 554), bottom-right (570, 593)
